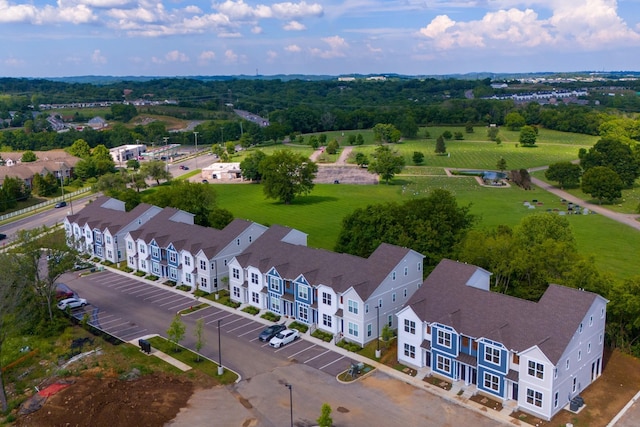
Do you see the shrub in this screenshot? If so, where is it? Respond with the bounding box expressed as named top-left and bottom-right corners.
top-left (194, 290), bottom-right (210, 298)
top-left (311, 329), bottom-right (334, 342)
top-left (164, 280), bottom-right (177, 287)
top-left (134, 271), bottom-right (145, 277)
top-left (242, 306), bottom-right (260, 315)
top-left (144, 275), bottom-right (159, 281)
top-left (288, 321), bottom-right (308, 333)
top-left (336, 339), bottom-right (362, 352)
top-left (176, 285), bottom-right (190, 292)
top-left (261, 311), bottom-right (281, 322)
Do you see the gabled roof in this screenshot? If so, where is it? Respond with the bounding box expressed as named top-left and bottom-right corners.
top-left (235, 225), bottom-right (422, 300)
top-left (408, 259), bottom-right (606, 365)
top-left (66, 196), bottom-right (157, 236)
top-left (127, 208), bottom-right (254, 259)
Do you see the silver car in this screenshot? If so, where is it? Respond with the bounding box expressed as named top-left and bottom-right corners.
top-left (57, 297), bottom-right (88, 310)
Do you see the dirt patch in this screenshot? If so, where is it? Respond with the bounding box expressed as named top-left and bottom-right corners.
top-left (16, 374), bottom-right (194, 427)
top-left (314, 165), bottom-right (378, 184)
top-left (547, 348), bottom-right (640, 426)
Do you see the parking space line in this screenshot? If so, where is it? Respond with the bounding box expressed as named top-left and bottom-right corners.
top-left (238, 325), bottom-right (265, 337)
top-left (304, 349), bottom-right (332, 364)
top-left (120, 329), bottom-right (148, 341)
top-left (140, 289), bottom-right (170, 299)
top-left (127, 287), bottom-right (162, 296)
top-left (320, 355), bottom-right (346, 370)
top-left (164, 300), bottom-right (195, 311)
top-left (96, 317), bottom-right (125, 326)
top-left (274, 339), bottom-right (304, 353)
top-left (101, 320), bottom-right (130, 329)
top-left (227, 320), bottom-right (256, 333)
top-left (220, 317), bottom-right (244, 328)
top-left (197, 309), bottom-right (224, 320)
top-left (205, 312), bottom-right (235, 325)
top-left (289, 344), bottom-right (316, 359)
top-left (112, 325), bottom-right (145, 336)
top-left (148, 295), bottom-right (179, 304)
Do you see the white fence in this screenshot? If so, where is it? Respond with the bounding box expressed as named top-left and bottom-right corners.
top-left (0, 188), bottom-right (92, 222)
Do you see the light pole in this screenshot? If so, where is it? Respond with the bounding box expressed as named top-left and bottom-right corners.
top-left (217, 319), bottom-right (224, 376)
top-left (193, 131), bottom-right (199, 168)
top-left (284, 383), bottom-right (293, 427)
top-left (163, 137), bottom-right (169, 172)
top-left (375, 304), bottom-right (381, 359)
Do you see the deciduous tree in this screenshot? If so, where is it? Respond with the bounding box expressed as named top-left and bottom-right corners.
top-left (258, 149), bottom-right (318, 204)
top-left (140, 160), bottom-right (172, 186)
top-left (167, 314), bottom-right (186, 352)
top-left (581, 166), bottom-right (623, 204)
top-left (519, 125), bottom-right (537, 146)
top-left (240, 150), bottom-right (267, 182)
top-left (545, 162), bottom-right (582, 188)
top-left (368, 145), bottom-right (405, 184)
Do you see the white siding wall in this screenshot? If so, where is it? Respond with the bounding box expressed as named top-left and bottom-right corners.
top-left (316, 285), bottom-right (338, 335)
top-left (396, 308), bottom-right (424, 369)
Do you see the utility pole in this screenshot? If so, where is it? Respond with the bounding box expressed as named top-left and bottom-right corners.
top-left (193, 131), bottom-right (199, 168)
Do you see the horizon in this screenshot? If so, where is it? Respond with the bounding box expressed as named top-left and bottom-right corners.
top-left (1, 1), bottom-right (640, 78)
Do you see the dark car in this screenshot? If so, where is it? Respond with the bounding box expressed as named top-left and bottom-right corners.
top-left (179, 165), bottom-right (189, 170)
top-left (201, 179), bottom-right (208, 184)
top-left (0, 233), bottom-right (6, 241)
top-left (258, 324), bottom-right (287, 342)
top-left (55, 201), bottom-right (67, 208)
top-left (55, 283), bottom-right (75, 300)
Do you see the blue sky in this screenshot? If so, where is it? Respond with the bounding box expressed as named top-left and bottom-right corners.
top-left (1, 0), bottom-right (640, 77)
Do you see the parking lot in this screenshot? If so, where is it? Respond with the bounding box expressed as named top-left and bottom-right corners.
top-left (63, 270), bottom-right (351, 377)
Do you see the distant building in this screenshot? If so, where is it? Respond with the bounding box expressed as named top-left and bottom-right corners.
top-left (109, 144), bottom-right (147, 165)
top-left (201, 162), bottom-right (242, 181)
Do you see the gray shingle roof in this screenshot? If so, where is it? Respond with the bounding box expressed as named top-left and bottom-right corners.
top-left (67, 196), bottom-right (156, 235)
top-left (235, 225), bottom-right (419, 300)
top-left (408, 259), bottom-right (605, 364)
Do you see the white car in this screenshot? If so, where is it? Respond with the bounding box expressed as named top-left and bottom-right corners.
top-left (57, 297), bottom-right (88, 310)
top-left (269, 329), bottom-right (300, 348)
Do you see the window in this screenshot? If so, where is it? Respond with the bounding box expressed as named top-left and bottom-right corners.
top-left (566, 359), bottom-right (570, 370)
top-left (107, 250), bottom-right (112, 259)
top-left (348, 322), bottom-right (359, 337)
top-left (185, 273), bottom-right (191, 283)
top-left (404, 344), bottom-right (416, 359)
top-left (554, 368), bottom-right (558, 379)
top-left (224, 260), bottom-right (228, 266)
top-left (152, 247), bottom-right (159, 258)
top-left (436, 355), bottom-right (451, 374)
top-left (299, 305), bottom-right (309, 322)
top-left (526, 389), bottom-right (543, 407)
top-left (249, 236), bottom-right (252, 243)
top-left (365, 304), bottom-right (369, 314)
top-left (106, 236), bottom-right (111, 244)
top-left (484, 372), bottom-right (500, 392)
top-left (404, 266), bottom-right (408, 276)
top-left (169, 268), bottom-right (177, 280)
top-left (140, 245), bottom-right (146, 254)
top-left (169, 252), bottom-right (177, 263)
top-left (297, 285), bottom-right (309, 300)
top-left (554, 392), bottom-right (559, 408)
top-left (200, 260), bottom-right (207, 270)
top-left (601, 307), bottom-right (605, 318)
top-left (141, 260), bottom-right (146, 269)
top-left (589, 315), bottom-right (593, 326)
top-left (599, 333), bottom-right (603, 344)
top-left (211, 262), bottom-right (215, 270)
top-left (252, 292), bottom-right (259, 304)
top-left (572, 377), bottom-right (577, 393)
top-left (271, 277), bottom-right (282, 293)
top-left (578, 351), bottom-right (582, 361)
top-left (152, 263), bottom-right (159, 275)
top-left (387, 315), bottom-right (392, 327)
top-left (437, 329), bottom-right (452, 348)
top-left (579, 323), bottom-right (583, 333)
top-left (232, 268), bottom-right (240, 279)
top-left (528, 361), bottom-right (544, 379)
top-left (271, 298), bottom-right (281, 313)
top-left (95, 247), bottom-right (103, 257)
top-left (588, 342), bottom-right (591, 353)
top-left (485, 346), bottom-right (501, 365)
top-left (404, 319), bottom-right (416, 334)
top-left (127, 241), bottom-right (133, 250)
top-left (417, 262), bottom-right (421, 271)
top-left (404, 289), bottom-right (407, 298)
top-left (184, 257), bottom-right (191, 266)
top-left (200, 277), bottom-right (207, 287)
top-left (348, 300), bottom-right (359, 315)
top-left (322, 292), bottom-right (331, 305)
top-left (392, 293), bottom-right (396, 302)
top-left (378, 298), bottom-right (383, 308)
top-left (367, 323), bottom-right (372, 337)
top-left (233, 287), bottom-right (240, 298)
top-left (322, 314), bottom-right (332, 328)
top-left (236, 238), bottom-right (240, 245)
top-left (251, 273), bottom-right (259, 284)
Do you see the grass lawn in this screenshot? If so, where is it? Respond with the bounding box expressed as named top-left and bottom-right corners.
top-left (214, 176), bottom-right (640, 280)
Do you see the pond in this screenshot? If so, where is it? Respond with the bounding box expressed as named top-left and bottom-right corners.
top-left (456, 170), bottom-right (507, 181)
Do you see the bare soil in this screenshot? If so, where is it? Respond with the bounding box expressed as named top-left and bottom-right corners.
top-left (16, 374), bottom-right (195, 427)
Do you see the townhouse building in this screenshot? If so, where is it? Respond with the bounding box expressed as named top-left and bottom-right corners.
top-left (396, 259), bottom-right (608, 421)
top-left (228, 225), bottom-right (425, 346)
top-left (64, 196), bottom-right (163, 263)
top-left (123, 208), bottom-right (267, 293)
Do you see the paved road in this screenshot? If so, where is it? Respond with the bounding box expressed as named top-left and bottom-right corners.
top-left (529, 176), bottom-right (640, 231)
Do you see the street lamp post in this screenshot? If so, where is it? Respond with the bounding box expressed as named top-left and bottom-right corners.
top-left (375, 304), bottom-right (381, 359)
top-left (217, 319), bottom-right (224, 376)
top-left (193, 131), bottom-right (199, 168)
top-left (284, 383), bottom-right (293, 427)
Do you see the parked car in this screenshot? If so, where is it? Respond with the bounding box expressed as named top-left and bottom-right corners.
top-left (0, 233), bottom-right (6, 241)
top-left (179, 165), bottom-right (189, 170)
top-left (258, 324), bottom-right (287, 342)
top-left (201, 179), bottom-right (208, 184)
top-left (57, 296), bottom-right (87, 310)
top-left (269, 329), bottom-right (299, 348)
top-left (55, 283), bottom-right (75, 300)
top-left (55, 201), bottom-right (67, 208)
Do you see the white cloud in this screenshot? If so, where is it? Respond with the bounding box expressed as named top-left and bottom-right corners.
top-left (271, 1), bottom-right (323, 19)
top-left (215, 0), bottom-right (272, 20)
top-left (251, 25), bottom-right (262, 34)
top-left (266, 50), bottom-right (278, 62)
top-left (418, 0), bottom-right (640, 51)
top-left (166, 50), bottom-right (189, 62)
top-left (199, 50), bottom-right (216, 61)
top-left (0, 0), bottom-right (96, 24)
top-left (285, 44), bottom-right (301, 52)
top-left (367, 43), bottom-right (382, 53)
top-left (309, 35), bottom-right (349, 58)
top-left (224, 49), bottom-right (239, 63)
top-left (91, 49), bottom-right (107, 64)
top-left (3, 57), bottom-right (25, 67)
top-left (283, 20), bottom-right (306, 31)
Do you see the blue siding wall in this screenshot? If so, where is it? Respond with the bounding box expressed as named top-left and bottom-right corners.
top-left (431, 324), bottom-right (458, 356)
top-left (478, 340), bottom-right (508, 375)
top-left (477, 366), bottom-right (505, 398)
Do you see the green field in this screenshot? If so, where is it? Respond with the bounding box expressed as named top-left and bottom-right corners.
top-left (213, 178), bottom-right (640, 281)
